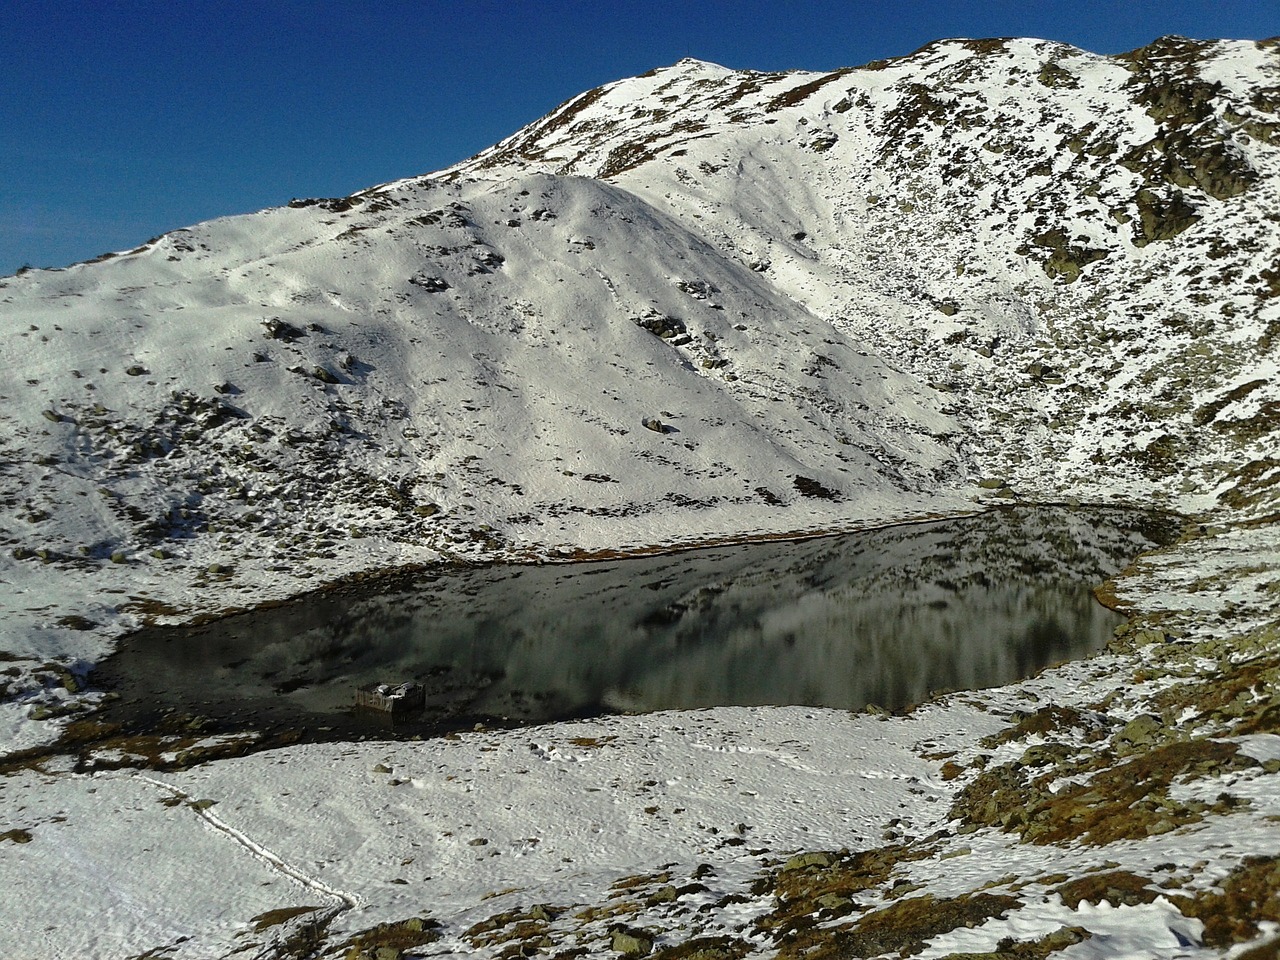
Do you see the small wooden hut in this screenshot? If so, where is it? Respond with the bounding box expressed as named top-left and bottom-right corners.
top-left (355, 681), bottom-right (426, 714)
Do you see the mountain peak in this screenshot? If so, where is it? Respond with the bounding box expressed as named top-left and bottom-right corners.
top-left (641, 56), bottom-right (735, 77)
top-left (671, 56), bottom-right (722, 69)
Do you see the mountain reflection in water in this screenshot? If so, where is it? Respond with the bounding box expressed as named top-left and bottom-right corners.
top-left (98, 506), bottom-right (1179, 738)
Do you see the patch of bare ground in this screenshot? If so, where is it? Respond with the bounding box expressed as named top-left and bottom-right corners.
top-left (979, 704), bottom-right (1110, 749)
top-left (747, 845), bottom-right (1020, 958)
top-left (1148, 631), bottom-right (1280, 737)
top-left (650, 936), bottom-right (754, 960)
top-left (1051, 870), bottom-right (1160, 908)
top-left (329, 916), bottom-right (440, 960)
top-left (0, 715), bottom-right (302, 777)
top-left (754, 847), bottom-right (906, 938)
top-left (1172, 856), bottom-right (1280, 949)
top-left (465, 905), bottom-right (562, 958)
top-left (771, 891), bottom-right (1022, 960)
top-left (951, 735), bottom-right (1254, 844)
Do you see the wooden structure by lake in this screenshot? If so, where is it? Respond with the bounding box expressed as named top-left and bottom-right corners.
top-left (355, 681), bottom-right (425, 714)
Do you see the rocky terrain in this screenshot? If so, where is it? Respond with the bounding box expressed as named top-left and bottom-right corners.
top-left (1, 33), bottom-right (1279, 960)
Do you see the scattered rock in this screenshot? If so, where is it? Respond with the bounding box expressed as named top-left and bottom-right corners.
top-left (409, 275), bottom-right (450, 292)
top-left (792, 476), bottom-right (840, 500)
top-left (783, 851), bottom-right (836, 872)
top-left (262, 318), bottom-right (305, 342)
top-left (612, 927), bottom-right (654, 956)
top-left (1115, 713), bottom-right (1167, 754)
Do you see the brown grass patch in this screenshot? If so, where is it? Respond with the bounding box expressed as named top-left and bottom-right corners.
top-left (333, 916), bottom-right (440, 958)
top-left (952, 738), bottom-right (1254, 844)
top-left (754, 845), bottom-right (927, 941)
top-left (1173, 856), bottom-right (1280, 947)
top-left (249, 906), bottom-right (320, 932)
top-left (1052, 870), bottom-right (1158, 908)
top-left (773, 892), bottom-right (1021, 960)
top-left (980, 705), bottom-right (1103, 749)
top-left (932, 925), bottom-right (1092, 959)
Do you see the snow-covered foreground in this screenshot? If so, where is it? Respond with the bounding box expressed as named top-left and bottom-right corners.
top-left (0, 706), bottom-right (994, 958)
top-left (3, 32), bottom-right (1280, 959)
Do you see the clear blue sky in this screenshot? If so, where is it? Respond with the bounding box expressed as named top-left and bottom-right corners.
top-left (2, 0), bottom-right (1275, 275)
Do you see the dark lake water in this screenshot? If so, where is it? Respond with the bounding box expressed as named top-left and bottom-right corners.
top-left (95, 506), bottom-right (1179, 740)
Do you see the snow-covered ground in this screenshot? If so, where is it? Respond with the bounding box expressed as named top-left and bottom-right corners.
top-left (2, 33), bottom-right (1280, 959)
top-left (6, 518), bottom-right (1280, 959)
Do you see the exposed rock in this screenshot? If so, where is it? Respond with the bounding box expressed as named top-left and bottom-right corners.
top-left (1115, 713), bottom-right (1166, 754)
top-left (408, 274), bottom-right (450, 292)
top-left (261, 318), bottom-right (305, 341)
top-left (635, 315), bottom-right (688, 339)
top-left (782, 851), bottom-right (836, 872)
top-left (1025, 228), bottom-right (1109, 283)
top-left (1037, 62), bottom-right (1080, 90)
top-left (612, 927), bottom-right (654, 956)
top-left (792, 476), bottom-right (840, 501)
top-left (1133, 188), bottom-right (1200, 245)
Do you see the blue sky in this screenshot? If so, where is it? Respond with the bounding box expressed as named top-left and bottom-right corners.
top-left (2, 1), bottom-right (1275, 275)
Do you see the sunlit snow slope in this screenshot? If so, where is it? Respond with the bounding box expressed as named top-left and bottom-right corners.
top-left (1, 34), bottom-right (1278, 660)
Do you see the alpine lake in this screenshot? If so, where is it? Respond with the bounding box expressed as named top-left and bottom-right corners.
top-left (88, 505), bottom-right (1182, 750)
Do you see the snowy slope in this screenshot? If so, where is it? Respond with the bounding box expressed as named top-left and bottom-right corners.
top-left (454, 37), bottom-right (1280, 513)
top-left (0, 171), bottom-right (969, 669)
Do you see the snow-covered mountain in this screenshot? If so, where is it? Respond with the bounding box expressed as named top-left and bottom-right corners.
top-left (5, 34), bottom-right (1280, 960)
top-left (455, 36), bottom-right (1280, 507)
top-left (1, 35), bottom-right (1278, 663)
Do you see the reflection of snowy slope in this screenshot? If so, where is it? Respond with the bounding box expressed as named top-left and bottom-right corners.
top-left (101, 507), bottom-right (1170, 730)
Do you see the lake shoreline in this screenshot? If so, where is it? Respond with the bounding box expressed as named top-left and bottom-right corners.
top-left (72, 503), bottom-right (1178, 765)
